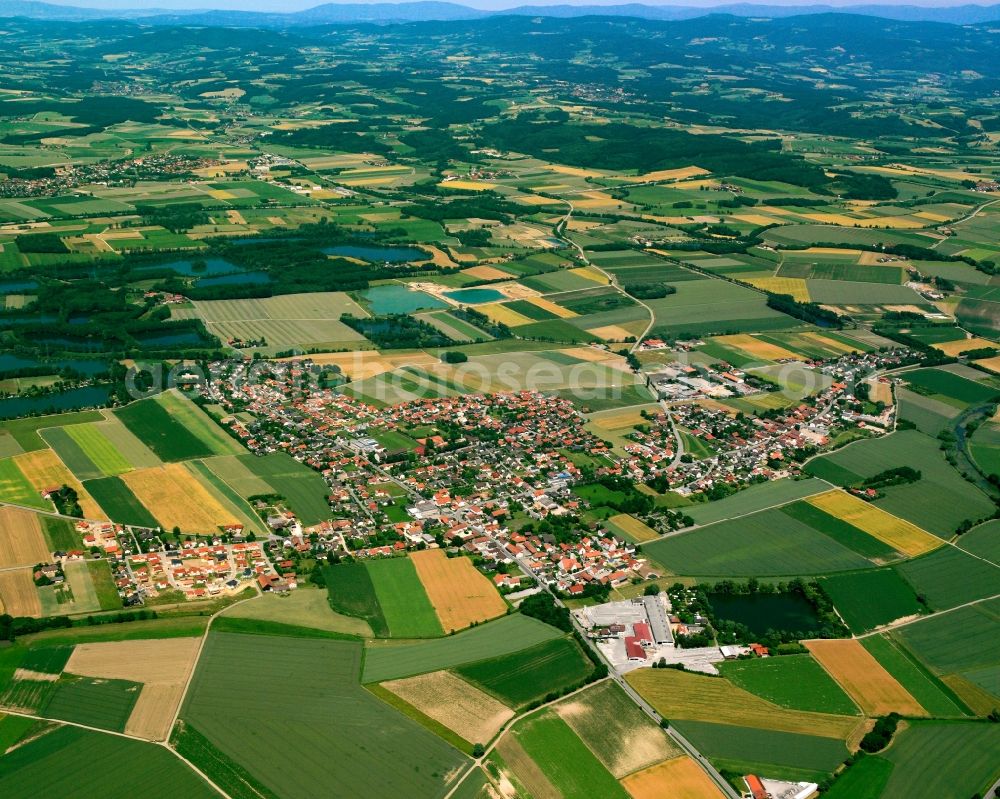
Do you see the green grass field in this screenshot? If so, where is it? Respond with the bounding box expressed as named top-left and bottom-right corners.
top-left (40, 516), bottom-right (79, 551)
top-left (455, 637), bottom-right (592, 708)
top-left (718, 654), bottom-right (859, 715)
top-left (181, 632), bottom-right (466, 799)
top-left (823, 755), bottom-right (894, 799)
top-left (64, 423), bottom-right (132, 475)
top-left (781, 501), bottom-right (900, 562)
top-left (0, 725), bottom-right (218, 799)
top-left (42, 675), bottom-right (141, 732)
top-left (324, 561), bottom-right (389, 637)
top-left (860, 635), bottom-right (968, 717)
top-left (363, 615), bottom-right (562, 683)
top-left (685, 477), bottom-right (827, 526)
top-left (88, 559), bottom-right (123, 610)
top-left (0, 457), bottom-right (50, 509)
top-left (670, 719), bottom-right (849, 774)
top-left (895, 546), bottom-right (1000, 610)
top-left (902, 367), bottom-right (1000, 408)
top-left (365, 557), bottom-right (443, 638)
top-left (236, 452), bottom-right (330, 525)
top-left (644, 506), bottom-right (872, 576)
top-left (115, 391), bottom-right (242, 462)
top-left (805, 430), bottom-right (994, 538)
top-left (0, 410), bottom-right (104, 452)
top-left (508, 711), bottom-right (628, 799)
top-left (895, 598), bottom-right (1000, 677)
top-left (819, 569), bottom-right (926, 632)
top-left (39, 427), bottom-right (104, 481)
top-left (83, 475), bottom-right (161, 528)
top-left (879, 721), bottom-right (1000, 799)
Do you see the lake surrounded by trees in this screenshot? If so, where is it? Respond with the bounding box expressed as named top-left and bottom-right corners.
top-left (706, 591), bottom-right (821, 637)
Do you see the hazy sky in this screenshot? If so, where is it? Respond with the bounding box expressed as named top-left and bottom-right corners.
top-left (38, 0), bottom-right (993, 10)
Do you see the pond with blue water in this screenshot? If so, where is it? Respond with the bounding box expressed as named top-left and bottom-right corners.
top-left (324, 245), bottom-right (428, 263)
top-left (361, 285), bottom-right (447, 314)
top-left (444, 288), bottom-right (505, 304)
top-left (0, 385), bottom-right (112, 419)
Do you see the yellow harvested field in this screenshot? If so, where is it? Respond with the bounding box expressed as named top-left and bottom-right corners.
top-left (525, 297), bottom-right (576, 319)
top-left (440, 180), bottom-right (494, 191)
top-left (806, 490), bottom-right (941, 557)
top-left (66, 637), bottom-right (201, 741)
top-left (569, 266), bottom-right (609, 284)
top-left (205, 189), bottom-right (235, 200)
top-left (411, 549), bottom-right (507, 631)
top-left (548, 164), bottom-right (604, 178)
top-left (865, 379), bottom-right (894, 405)
top-left (480, 302), bottom-right (534, 327)
top-left (622, 756), bottom-right (724, 799)
top-left (384, 670), bottom-right (514, 743)
top-left (806, 639), bottom-right (926, 717)
top-left (13, 449), bottom-right (104, 520)
top-left (608, 513), bottom-right (660, 543)
top-left (974, 355), bottom-right (1000, 375)
top-left (0, 568), bottom-right (40, 617)
top-left (225, 210), bottom-right (247, 225)
top-left (0, 506), bottom-right (49, 568)
top-left (914, 211), bottom-right (951, 222)
top-left (802, 331), bottom-right (860, 354)
top-left (562, 347), bottom-right (624, 364)
top-left (734, 213), bottom-right (781, 227)
top-left (518, 194), bottom-right (564, 206)
top-left (631, 166), bottom-right (709, 182)
top-left (281, 351), bottom-right (391, 381)
top-left (589, 405), bottom-right (659, 429)
top-left (121, 463), bottom-right (239, 533)
top-left (932, 337), bottom-right (997, 356)
top-left (745, 277), bottom-right (810, 302)
top-left (802, 247), bottom-right (862, 257)
top-left (715, 334), bottom-right (804, 362)
top-left (626, 668), bottom-right (862, 740)
top-left (588, 324), bottom-right (634, 342)
top-left (462, 265), bottom-right (511, 281)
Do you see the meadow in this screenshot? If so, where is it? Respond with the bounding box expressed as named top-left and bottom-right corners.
top-left (366, 557), bottom-right (443, 638)
top-left (644, 506), bottom-right (872, 576)
top-left (324, 561), bottom-right (390, 637)
top-left (83, 475), bottom-right (161, 528)
top-left (504, 711), bottom-right (629, 799)
top-left (879, 721), bottom-right (1000, 799)
top-left (362, 615), bottom-right (562, 683)
top-left (455, 637), bottom-right (593, 708)
top-left (626, 668), bottom-right (862, 740)
top-left (0, 726), bottom-right (218, 799)
top-left (860, 635), bottom-right (969, 717)
top-left (684, 477), bottom-right (827, 526)
top-left (669, 720), bottom-right (849, 775)
top-left (43, 675), bottom-right (141, 732)
top-left (182, 632), bottom-right (467, 799)
top-left (781, 501), bottom-right (900, 562)
top-left (554, 681), bottom-right (680, 779)
top-left (717, 653), bottom-right (859, 715)
top-left (805, 430), bottom-right (994, 537)
top-left (115, 392), bottom-right (242, 463)
top-left (819, 569), bottom-right (926, 632)
top-left (894, 546), bottom-right (1000, 610)
top-left (231, 452), bottom-right (332, 525)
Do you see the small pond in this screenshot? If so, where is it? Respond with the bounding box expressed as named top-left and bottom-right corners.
top-left (195, 271), bottom-right (271, 288)
top-left (444, 288), bottom-right (505, 304)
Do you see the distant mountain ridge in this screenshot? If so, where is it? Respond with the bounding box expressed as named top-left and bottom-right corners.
top-left (2, 0), bottom-right (1000, 25)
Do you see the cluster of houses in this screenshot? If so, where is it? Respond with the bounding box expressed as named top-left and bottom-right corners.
top-left (126, 539), bottom-right (276, 600)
